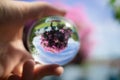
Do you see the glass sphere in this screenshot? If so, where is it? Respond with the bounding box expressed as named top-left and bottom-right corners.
top-left (27, 16), bottom-right (80, 65)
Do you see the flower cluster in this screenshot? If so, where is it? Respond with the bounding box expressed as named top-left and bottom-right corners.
top-left (41, 23), bottom-right (72, 53)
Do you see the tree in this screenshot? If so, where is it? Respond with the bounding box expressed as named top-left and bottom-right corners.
top-left (110, 0), bottom-right (120, 21)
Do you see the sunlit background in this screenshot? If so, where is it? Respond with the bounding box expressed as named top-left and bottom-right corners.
top-left (23, 0), bottom-right (120, 80)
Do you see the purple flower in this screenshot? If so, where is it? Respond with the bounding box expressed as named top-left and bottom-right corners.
top-left (40, 23), bottom-right (72, 53)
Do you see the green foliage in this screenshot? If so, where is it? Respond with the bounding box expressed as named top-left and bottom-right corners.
top-left (109, 0), bottom-right (120, 21)
top-left (71, 27), bottom-right (79, 41)
top-left (57, 23), bottom-right (65, 29)
top-left (115, 8), bottom-right (120, 21)
top-left (110, 0), bottom-right (116, 5)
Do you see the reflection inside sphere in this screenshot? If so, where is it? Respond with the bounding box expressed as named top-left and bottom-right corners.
top-left (27, 16), bottom-right (80, 65)
top-left (38, 22), bottom-right (72, 53)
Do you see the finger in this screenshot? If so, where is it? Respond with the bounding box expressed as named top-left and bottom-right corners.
top-left (12, 51), bottom-right (33, 77)
top-left (34, 64), bottom-right (64, 79)
top-left (19, 1), bottom-right (66, 21)
top-left (8, 75), bottom-right (20, 80)
top-left (21, 60), bottom-right (35, 80)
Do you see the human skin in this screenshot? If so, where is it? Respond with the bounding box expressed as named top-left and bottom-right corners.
top-left (0, 0), bottom-right (65, 80)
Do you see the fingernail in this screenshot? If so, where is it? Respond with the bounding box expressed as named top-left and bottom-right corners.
top-left (55, 66), bottom-right (64, 76)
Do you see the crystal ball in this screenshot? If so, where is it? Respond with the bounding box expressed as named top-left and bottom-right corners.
top-left (27, 16), bottom-right (80, 65)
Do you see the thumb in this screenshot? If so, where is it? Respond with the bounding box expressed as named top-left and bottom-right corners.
top-left (19, 1), bottom-right (66, 21)
top-left (0, 1), bottom-right (66, 24)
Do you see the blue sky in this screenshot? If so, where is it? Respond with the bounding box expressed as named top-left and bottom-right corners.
top-left (79, 0), bottom-right (120, 60)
